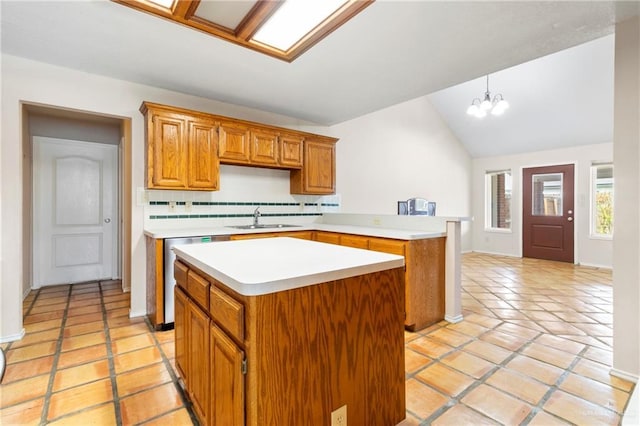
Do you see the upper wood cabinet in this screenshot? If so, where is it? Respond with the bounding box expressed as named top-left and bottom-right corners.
top-left (142, 103), bottom-right (220, 191)
top-left (140, 102), bottom-right (337, 193)
top-left (291, 138), bottom-right (337, 195)
top-left (249, 129), bottom-right (279, 166)
top-left (218, 122), bottom-right (251, 164)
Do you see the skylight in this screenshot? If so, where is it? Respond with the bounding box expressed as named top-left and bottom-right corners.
top-left (111, 0), bottom-right (373, 61)
top-left (251, 0), bottom-right (349, 51)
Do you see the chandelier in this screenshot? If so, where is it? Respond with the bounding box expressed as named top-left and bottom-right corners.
top-left (466, 75), bottom-right (509, 118)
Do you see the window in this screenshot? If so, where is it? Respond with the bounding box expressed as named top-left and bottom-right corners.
top-left (485, 170), bottom-right (512, 230)
top-left (591, 163), bottom-right (614, 238)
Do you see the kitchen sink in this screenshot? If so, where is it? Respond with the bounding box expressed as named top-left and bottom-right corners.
top-left (227, 224), bottom-right (301, 230)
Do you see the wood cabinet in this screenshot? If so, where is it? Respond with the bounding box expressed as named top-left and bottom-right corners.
top-left (174, 285), bottom-right (188, 381)
top-left (218, 122), bottom-right (251, 164)
top-left (311, 231), bottom-right (445, 331)
top-left (142, 103), bottom-right (220, 191)
top-left (173, 256), bottom-right (405, 426)
top-left (290, 138), bottom-right (336, 194)
top-left (141, 102), bottom-right (336, 192)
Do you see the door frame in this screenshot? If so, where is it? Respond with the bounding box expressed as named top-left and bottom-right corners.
top-left (22, 102), bottom-right (132, 292)
top-left (519, 161), bottom-right (579, 263)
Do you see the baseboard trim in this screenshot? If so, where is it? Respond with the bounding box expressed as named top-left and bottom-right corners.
top-left (470, 250), bottom-right (521, 258)
top-left (578, 262), bottom-right (612, 270)
top-left (129, 309), bottom-right (146, 318)
top-left (23, 286), bottom-right (32, 299)
top-left (0, 328), bottom-right (26, 343)
top-left (611, 368), bottom-right (639, 383)
top-left (445, 314), bottom-right (464, 324)
top-left (622, 384), bottom-right (640, 425)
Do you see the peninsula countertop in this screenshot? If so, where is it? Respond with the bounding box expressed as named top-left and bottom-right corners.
top-left (172, 237), bottom-right (405, 296)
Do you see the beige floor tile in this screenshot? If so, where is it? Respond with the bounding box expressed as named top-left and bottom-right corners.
top-left (506, 355), bottom-right (565, 385)
top-left (64, 312), bottom-right (104, 327)
top-left (23, 311), bottom-right (64, 325)
top-left (61, 331), bottom-right (106, 352)
top-left (57, 344), bottom-right (108, 369)
top-left (461, 384), bottom-right (531, 425)
top-left (24, 318), bottom-right (63, 334)
top-left (405, 348), bottom-right (431, 374)
top-left (63, 321), bottom-right (105, 338)
top-left (10, 328), bottom-right (60, 349)
top-left (559, 373), bottom-right (630, 414)
top-left (1, 355), bottom-right (55, 384)
top-left (114, 346), bottom-right (163, 374)
top-left (479, 330), bottom-right (529, 351)
top-left (0, 374), bottom-right (50, 408)
top-left (462, 313), bottom-right (502, 328)
top-left (427, 328), bottom-right (474, 347)
top-left (5, 341), bottom-right (57, 364)
top-left (462, 340), bottom-right (512, 364)
top-left (107, 315), bottom-right (146, 329)
top-left (445, 321), bottom-right (489, 337)
top-left (29, 302), bottom-right (68, 315)
top-left (111, 333), bottom-right (155, 355)
top-left (119, 382), bottom-right (183, 425)
top-left (406, 336), bottom-right (454, 359)
top-left (571, 358), bottom-right (634, 392)
top-left (154, 330), bottom-right (176, 344)
top-left (66, 304), bottom-right (102, 317)
top-left (527, 410), bottom-right (572, 425)
top-left (534, 333), bottom-right (586, 354)
top-left (490, 309), bottom-right (531, 320)
top-left (33, 295), bottom-right (68, 306)
top-left (432, 404), bottom-right (499, 426)
top-left (503, 319), bottom-right (548, 333)
top-left (142, 408), bottom-right (194, 426)
top-left (485, 368), bottom-right (549, 405)
top-left (0, 397), bottom-right (44, 426)
top-left (583, 346), bottom-right (613, 365)
top-left (47, 402), bottom-right (116, 426)
top-left (110, 322), bottom-right (151, 340)
top-left (440, 351), bottom-right (495, 379)
top-left (405, 378), bottom-right (449, 419)
top-left (106, 307), bottom-right (130, 319)
top-left (521, 342), bottom-right (577, 369)
top-left (538, 321), bottom-right (588, 336)
top-left (495, 322), bottom-right (541, 340)
top-left (52, 359), bottom-right (111, 392)
top-left (543, 390), bottom-right (620, 425)
top-left (160, 341), bottom-right (175, 360)
top-left (415, 362), bottom-right (475, 397)
top-left (116, 363), bottom-right (173, 397)
top-left (47, 378), bottom-right (113, 421)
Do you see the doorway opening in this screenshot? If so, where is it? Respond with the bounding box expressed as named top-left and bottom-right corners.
top-left (22, 103), bottom-right (132, 292)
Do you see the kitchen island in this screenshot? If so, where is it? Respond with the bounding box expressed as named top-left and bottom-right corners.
top-left (172, 237), bottom-right (406, 426)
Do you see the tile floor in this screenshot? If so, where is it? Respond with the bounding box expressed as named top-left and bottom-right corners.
top-left (0, 253), bottom-right (635, 425)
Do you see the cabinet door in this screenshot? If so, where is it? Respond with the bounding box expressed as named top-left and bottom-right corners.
top-left (368, 238), bottom-right (406, 256)
top-left (250, 130), bottom-right (279, 166)
top-left (188, 119), bottom-right (220, 190)
top-left (174, 286), bottom-right (188, 382)
top-left (340, 234), bottom-right (369, 249)
top-left (219, 122), bottom-right (250, 164)
top-left (210, 324), bottom-right (245, 426)
top-left (188, 300), bottom-right (210, 425)
top-left (279, 134), bottom-right (303, 168)
top-left (314, 231), bottom-right (340, 245)
top-left (290, 139), bottom-right (336, 194)
top-left (150, 114), bottom-right (188, 188)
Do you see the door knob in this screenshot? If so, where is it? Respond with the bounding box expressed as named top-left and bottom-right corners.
top-left (567, 217), bottom-right (573, 222)
top-left (568, 210), bottom-right (573, 215)
top-left (104, 218), bottom-right (111, 223)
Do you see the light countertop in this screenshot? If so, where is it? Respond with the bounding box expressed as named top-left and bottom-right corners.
top-left (144, 223), bottom-right (445, 240)
top-left (173, 237), bottom-right (405, 296)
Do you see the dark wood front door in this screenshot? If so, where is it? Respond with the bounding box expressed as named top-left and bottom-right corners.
top-left (523, 164), bottom-right (575, 263)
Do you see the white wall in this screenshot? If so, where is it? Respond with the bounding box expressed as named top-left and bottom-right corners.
top-left (472, 143), bottom-right (613, 268)
top-left (612, 16), bottom-right (640, 381)
top-left (330, 96), bottom-right (472, 250)
top-left (0, 54), bottom-right (330, 341)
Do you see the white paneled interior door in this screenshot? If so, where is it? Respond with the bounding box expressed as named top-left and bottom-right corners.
top-left (33, 137), bottom-right (118, 287)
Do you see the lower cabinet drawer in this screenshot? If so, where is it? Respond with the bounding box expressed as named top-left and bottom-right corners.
top-left (188, 270), bottom-right (210, 309)
top-left (368, 238), bottom-right (406, 256)
top-left (210, 286), bottom-right (244, 342)
top-left (174, 260), bottom-right (189, 289)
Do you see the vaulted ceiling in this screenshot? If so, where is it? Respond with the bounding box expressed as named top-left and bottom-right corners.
top-left (1, 1), bottom-right (639, 157)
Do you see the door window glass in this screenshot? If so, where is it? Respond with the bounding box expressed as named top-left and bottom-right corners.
top-left (485, 170), bottom-right (511, 229)
top-left (532, 173), bottom-right (563, 216)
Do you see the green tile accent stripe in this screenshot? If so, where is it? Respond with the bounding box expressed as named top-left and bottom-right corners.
top-left (149, 213), bottom-right (324, 220)
top-left (149, 201), bottom-right (339, 207)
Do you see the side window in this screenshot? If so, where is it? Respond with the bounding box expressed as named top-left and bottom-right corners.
top-left (591, 163), bottom-right (613, 238)
top-left (485, 170), bottom-right (512, 230)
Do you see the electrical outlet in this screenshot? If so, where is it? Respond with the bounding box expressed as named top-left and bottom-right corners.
top-left (331, 405), bottom-right (347, 426)
top-left (169, 201), bottom-right (176, 211)
top-left (185, 201), bottom-right (192, 212)
top-left (372, 217), bottom-right (381, 226)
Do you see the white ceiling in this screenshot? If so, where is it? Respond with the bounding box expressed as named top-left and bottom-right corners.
top-left (1, 1), bottom-right (639, 157)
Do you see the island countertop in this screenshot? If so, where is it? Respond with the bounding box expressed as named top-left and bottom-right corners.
top-left (172, 237), bottom-right (405, 296)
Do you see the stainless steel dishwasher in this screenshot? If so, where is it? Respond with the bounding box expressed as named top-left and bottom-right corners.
top-left (163, 235), bottom-right (229, 327)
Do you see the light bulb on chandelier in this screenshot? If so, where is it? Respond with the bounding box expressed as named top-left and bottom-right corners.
top-left (466, 75), bottom-right (509, 118)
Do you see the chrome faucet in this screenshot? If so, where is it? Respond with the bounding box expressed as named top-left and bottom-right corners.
top-left (253, 206), bottom-right (261, 226)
